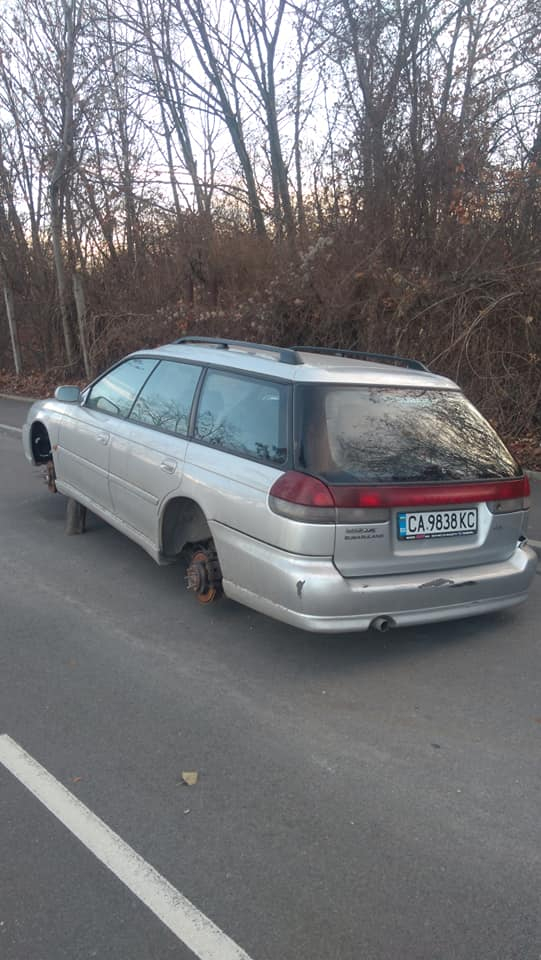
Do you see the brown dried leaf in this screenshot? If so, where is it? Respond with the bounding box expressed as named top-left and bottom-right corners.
top-left (181, 771), bottom-right (199, 786)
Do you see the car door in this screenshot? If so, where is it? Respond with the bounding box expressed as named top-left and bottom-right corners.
top-left (56, 357), bottom-right (157, 513)
top-left (108, 359), bottom-right (203, 545)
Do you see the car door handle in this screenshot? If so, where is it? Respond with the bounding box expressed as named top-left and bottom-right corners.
top-left (160, 459), bottom-right (177, 474)
top-left (97, 433), bottom-right (109, 445)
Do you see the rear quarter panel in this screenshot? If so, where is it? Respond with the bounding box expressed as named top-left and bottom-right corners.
top-left (181, 442), bottom-right (335, 556)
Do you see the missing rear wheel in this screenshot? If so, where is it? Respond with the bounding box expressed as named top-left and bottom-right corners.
top-left (186, 543), bottom-right (223, 604)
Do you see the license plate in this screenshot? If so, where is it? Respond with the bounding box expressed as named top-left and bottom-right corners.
top-left (397, 508), bottom-right (478, 540)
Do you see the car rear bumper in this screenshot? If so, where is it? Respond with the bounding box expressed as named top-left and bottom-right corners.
top-left (211, 522), bottom-right (538, 633)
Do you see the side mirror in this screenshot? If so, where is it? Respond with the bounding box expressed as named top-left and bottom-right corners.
top-left (54, 385), bottom-right (81, 403)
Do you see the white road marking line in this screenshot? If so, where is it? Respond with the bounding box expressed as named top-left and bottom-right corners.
top-left (0, 735), bottom-right (254, 960)
top-left (0, 423), bottom-right (22, 433)
top-left (0, 393), bottom-right (35, 402)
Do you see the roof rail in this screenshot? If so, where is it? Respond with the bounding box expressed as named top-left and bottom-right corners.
top-left (173, 337), bottom-right (429, 372)
top-left (174, 336), bottom-right (302, 366)
top-left (291, 345), bottom-right (429, 372)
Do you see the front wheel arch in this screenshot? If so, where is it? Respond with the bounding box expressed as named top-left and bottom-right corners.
top-left (30, 421), bottom-right (52, 465)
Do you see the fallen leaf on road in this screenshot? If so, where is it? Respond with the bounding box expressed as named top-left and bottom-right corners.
top-left (71, 776), bottom-right (83, 783)
top-left (181, 771), bottom-right (199, 786)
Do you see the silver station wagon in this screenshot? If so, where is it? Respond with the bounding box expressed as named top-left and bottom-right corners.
top-left (23, 337), bottom-right (536, 633)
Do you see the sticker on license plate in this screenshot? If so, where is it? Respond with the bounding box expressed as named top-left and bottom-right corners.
top-left (397, 508), bottom-right (478, 540)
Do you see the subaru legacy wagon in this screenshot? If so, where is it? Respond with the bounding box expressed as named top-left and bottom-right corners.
top-left (23, 337), bottom-right (536, 632)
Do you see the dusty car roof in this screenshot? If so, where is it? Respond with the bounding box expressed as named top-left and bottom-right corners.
top-left (134, 342), bottom-right (458, 390)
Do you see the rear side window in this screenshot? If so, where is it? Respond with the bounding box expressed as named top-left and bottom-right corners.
top-left (86, 358), bottom-right (157, 417)
top-left (194, 370), bottom-right (288, 465)
top-left (295, 385), bottom-right (521, 483)
top-left (129, 360), bottom-right (202, 436)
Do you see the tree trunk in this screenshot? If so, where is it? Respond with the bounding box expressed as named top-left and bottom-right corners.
top-left (73, 271), bottom-right (91, 378)
top-left (50, 181), bottom-right (76, 364)
top-left (49, 0), bottom-right (77, 366)
top-left (3, 282), bottom-right (22, 375)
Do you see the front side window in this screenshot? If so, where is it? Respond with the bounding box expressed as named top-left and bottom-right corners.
top-left (129, 360), bottom-right (202, 435)
top-left (86, 358), bottom-right (157, 418)
top-left (194, 370), bottom-right (288, 464)
top-left (296, 385), bottom-right (521, 483)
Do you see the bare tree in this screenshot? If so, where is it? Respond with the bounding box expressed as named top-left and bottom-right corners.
top-left (231, 0), bottom-right (295, 239)
top-left (173, 0), bottom-right (268, 236)
top-left (0, 195), bottom-right (23, 374)
top-left (135, 0), bottom-right (210, 219)
top-left (46, 0), bottom-right (79, 365)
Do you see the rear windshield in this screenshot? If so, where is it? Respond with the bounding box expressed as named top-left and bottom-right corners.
top-left (295, 385), bottom-right (520, 483)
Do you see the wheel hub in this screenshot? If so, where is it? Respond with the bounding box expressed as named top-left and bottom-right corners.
top-left (186, 546), bottom-right (222, 604)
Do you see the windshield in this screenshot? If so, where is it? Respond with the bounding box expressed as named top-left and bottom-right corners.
top-left (295, 385), bottom-right (521, 483)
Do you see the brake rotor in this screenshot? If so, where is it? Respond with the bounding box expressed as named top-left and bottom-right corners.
top-left (186, 546), bottom-right (222, 604)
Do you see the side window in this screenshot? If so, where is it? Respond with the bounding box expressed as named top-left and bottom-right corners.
top-left (194, 371), bottom-right (288, 464)
top-left (86, 358), bottom-right (157, 417)
top-left (129, 360), bottom-right (202, 435)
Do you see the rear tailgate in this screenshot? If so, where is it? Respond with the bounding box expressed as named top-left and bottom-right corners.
top-left (295, 383), bottom-right (529, 577)
top-left (333, 481), bottom-right (529, 577)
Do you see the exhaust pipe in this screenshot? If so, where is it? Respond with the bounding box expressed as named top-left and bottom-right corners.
top-left (370, 616), bottom-right (396, 633)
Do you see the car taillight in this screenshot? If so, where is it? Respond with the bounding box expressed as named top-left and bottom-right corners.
top-left (487, 475), bottom-right (530, 513)
top-left (269, 472), bottom-right (530, 523)
top-left (269, 471), bottom-right (336, 522)
top-left (269, 472), bottom-right (389, 523)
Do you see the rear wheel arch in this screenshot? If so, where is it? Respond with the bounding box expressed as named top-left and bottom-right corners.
top-left (161, 496), bottom-right (224, 604)
top-left (160, 496), bottom-right (212, 557)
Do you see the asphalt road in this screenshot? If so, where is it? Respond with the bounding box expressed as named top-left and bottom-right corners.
top-left (1, 401), bottom-right (540, 960)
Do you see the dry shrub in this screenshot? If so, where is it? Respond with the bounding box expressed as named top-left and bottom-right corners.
top-left (1, 220), bottom-right (540, 447)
